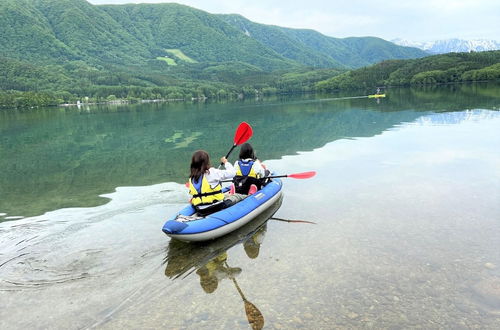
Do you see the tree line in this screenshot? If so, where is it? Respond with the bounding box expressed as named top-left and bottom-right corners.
top-left (316, 51), bottom-right (500, 91)
top-left (1, 51), bottom-right (499, 110)
top-left (0, 56), bottom-right (343, 109)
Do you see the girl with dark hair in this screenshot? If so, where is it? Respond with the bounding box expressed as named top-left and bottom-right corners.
top-left (233, 143), bottom-right (268, 194)
top-left (188, 150), bottom-right (244, 215)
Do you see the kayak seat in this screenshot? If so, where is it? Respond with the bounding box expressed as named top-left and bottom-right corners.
top-left (194, 200), bottom-right (226, 216)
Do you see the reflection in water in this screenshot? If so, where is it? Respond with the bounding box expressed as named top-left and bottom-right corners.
top-left (196, 253), bottom-right (238, 294)
top-left (1, 83), bottom-right (499, 218)
top-left (163, 197), bottom-right (281, 329)
top-left (163, 197), bottom-right (280, 280)
top-left (194, 224), bottom-right (267, 293)
top-left (243, 225), bottom-right (266, 259)
top-left (194, 253), bottom-right (265, 330)
top-left (226, 260), bottom-right (265, 330)
top-left (270, 217), bottom-right (317, 224)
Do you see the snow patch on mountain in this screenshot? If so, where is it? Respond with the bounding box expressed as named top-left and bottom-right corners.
top-left (391, 38), bottom-right (500, 54)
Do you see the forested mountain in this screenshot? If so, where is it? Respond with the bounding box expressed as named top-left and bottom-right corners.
top-left (0, 0), bottom-right (151, 65)
top-left (220, 14), bottom-right (427, 69)
top-left (99, 4), bottom-right (298, 71)
top-left (1, 0), bottom-right (425, 70)
top-left (0, 0), bottom-right (77, 63)
top-left (3, 0), bottom-right (492, 110)
top-left (316, 51), bottom-right (500, 91)
top-left (217, 15), bottom-right (344, 68)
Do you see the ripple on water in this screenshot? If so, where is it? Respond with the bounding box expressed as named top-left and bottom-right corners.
top-left (0, 249), bottom-right (104, 290)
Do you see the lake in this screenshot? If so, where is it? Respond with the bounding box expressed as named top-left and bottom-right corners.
top-left (1, 83), bottom-right (499, 329)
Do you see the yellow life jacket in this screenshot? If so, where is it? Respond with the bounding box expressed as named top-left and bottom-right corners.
top-left (235, 160), bottom-right (258, 178)
top-left (189, 175), bottom-right (224, 206)
top-left (234, 160), bottom-right (264, 194)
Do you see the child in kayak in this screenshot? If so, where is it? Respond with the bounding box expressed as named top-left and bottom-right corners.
top-left (188, 150), bottom-right (244, 215)
top-left (233, 143), bottom-right (269, 194)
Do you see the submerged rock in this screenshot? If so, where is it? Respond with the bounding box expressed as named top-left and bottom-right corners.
top-left (347, 312), bottom-right (359, 319)
top-left (472, 277), bottom-right (500, 311)
top-left (484, 262), bottom-right (496, 270)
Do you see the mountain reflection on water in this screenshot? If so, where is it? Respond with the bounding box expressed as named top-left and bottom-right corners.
top-left (1, 83), bottom-right (499, 218)
top-left (164, 197), bottom-right (280, 280)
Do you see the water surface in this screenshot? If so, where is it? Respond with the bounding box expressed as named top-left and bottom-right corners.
top-left (1, 83), bottom-right (499, 329)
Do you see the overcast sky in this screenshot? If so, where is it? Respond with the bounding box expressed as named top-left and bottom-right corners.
top-left (87, 0), bottom-right (500, 42)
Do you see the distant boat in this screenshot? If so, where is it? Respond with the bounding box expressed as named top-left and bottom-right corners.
top-left (368, 94), bottom-right (386, 98)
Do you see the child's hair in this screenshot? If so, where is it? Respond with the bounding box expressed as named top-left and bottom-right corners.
top-left (239, 143), bottom-right (256, 160)
top-left (190, 150), bottom-right (211, 180)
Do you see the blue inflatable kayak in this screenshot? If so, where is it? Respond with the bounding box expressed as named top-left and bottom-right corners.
top-left (162, 178), bottom-right (283, 242)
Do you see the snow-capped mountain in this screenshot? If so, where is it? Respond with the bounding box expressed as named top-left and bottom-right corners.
top-left (391, 38), bottom-right (500, 54)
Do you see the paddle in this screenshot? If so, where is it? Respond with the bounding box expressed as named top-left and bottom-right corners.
top-left (265, 171), bottom-right (316, 179)
top-left (225, 261), bottom-right (264, 330)
top-left (221, 171), bottom-right (316, 183)
top-left (221, 121), bottom-right (253, 166)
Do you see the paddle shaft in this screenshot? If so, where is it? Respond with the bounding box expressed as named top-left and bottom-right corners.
top-left (221, 175), bottom-right (287, 183)
top-left (224, 144), bottom-right (237, 160)
top-left (220, 144), bottom-right (236, 167)
top-left (221, 173), bottom-right (312, 183)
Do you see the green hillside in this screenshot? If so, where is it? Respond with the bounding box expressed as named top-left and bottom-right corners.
top-left (99, 3), bottom-right (297, 71)
top-left (340, 36), bottom-right (428, 66)
top-left (32, 0), bottom-right (152, 65)
top-left (219, 14), bottom-right (428, 69)
top-left (279, 31), bottom-right (428, 68)
top-left (316, 51), bottom-right (500, 91)
top-left (1, 0), bottom-right (427, 71)
top-left (0, 0), bottom-right (78, 63)
top-left (0, 0), bottom-right (153, 65)
top-left (166, 49), bottom-right (197, 63)
top-left (218, 14), bottom-right (345, 68)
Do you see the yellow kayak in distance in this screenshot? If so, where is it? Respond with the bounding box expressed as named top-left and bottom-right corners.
top-left (368, 94), bottom-right (386, 98)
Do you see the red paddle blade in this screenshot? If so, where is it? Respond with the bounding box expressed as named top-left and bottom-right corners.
top-left (234, 122), bottom-right (253, 145)
top-left (288, 171), bottom-right (316, 179)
